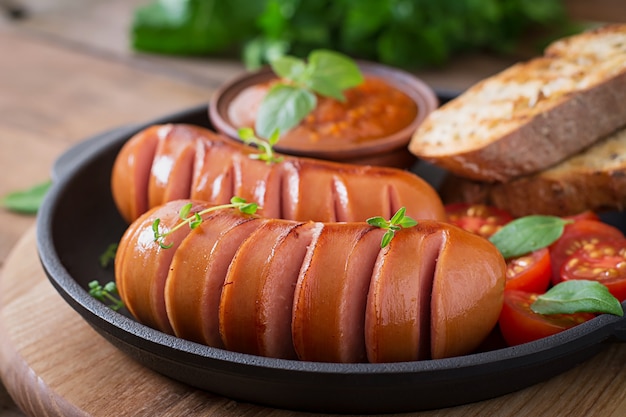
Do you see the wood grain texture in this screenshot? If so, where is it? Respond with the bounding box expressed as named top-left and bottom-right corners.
top-left (1, 1), bottom-right (625, 415)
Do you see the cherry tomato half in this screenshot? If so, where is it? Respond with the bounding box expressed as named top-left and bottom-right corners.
top-left (445, 203), bottom-right (513, 238)
top-left (498, 290), bottom-right (596, 346)
top-left (505, 247), bottom-right (551, 293)
top-left (549, 219), bottom-right (625, 286)
top-left (560, 238), bottom-right (626, 302)
top-left (564, 211), bottom-right (600, 222)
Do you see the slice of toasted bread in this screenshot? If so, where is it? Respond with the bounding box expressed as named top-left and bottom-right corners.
top-left (438, 126), bottom-right (626, 217)
top-left (409, 24), bottom-right (626, 183)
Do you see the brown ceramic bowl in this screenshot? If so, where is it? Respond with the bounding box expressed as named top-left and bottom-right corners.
top-left (208, 61), bottom-right (438, 168)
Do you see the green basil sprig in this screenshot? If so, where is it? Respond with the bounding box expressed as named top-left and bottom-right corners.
top-left (255, 49), bottom-right (364, 139)
top-left (489, 215), bottom-right (571, 259)
top-left (532, 280), bottom-right (624, 317)
top-left (1, 180), bottom-right (51, 214)
top-left (488, 214), bottom-right (624, 317)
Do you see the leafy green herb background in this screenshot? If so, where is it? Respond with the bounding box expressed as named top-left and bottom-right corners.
top-left (131, 0), bottom-right (580, 70)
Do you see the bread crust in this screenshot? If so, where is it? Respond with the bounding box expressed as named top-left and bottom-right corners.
top-left (409, 25), bottom-right (626, 182)
top-left (439, 127), bottom-right (626, 217)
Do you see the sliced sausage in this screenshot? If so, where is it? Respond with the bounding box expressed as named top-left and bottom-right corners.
top-left (115, 199), bottom-right (212, 333)
top-left (111, 124), bottom-right (446, 224)
top-left (365, 223), bottom-right (442, 363)
top-left (116, 202), bottom-right (506, 363)
top-left (430, 224), bottom-right (506, 359)
top-left (148, 125), bottom-right (197, 209)
top-left (164, 211), bottom-right (264, 347)
top-left (292, 224), bottom-right (384, 362)
top-left (219, 220), bottom-right (321, 359)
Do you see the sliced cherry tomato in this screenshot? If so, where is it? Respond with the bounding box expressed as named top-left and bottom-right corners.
top-left (564, 211), bottom-right (600, 222)
top-left (549, 219), bottom-right (625, 285)
top-left (445, 203), bottom-right (513, 238)
top-left (498, 290), bottom-right (596, 346)
top-left (505, 247), bottom-right (551, 293)
top-left (560, 238), bottom-right (626, 302)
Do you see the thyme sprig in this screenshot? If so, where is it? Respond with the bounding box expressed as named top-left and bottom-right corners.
top-left (152, 197), bottom-right (259, 249)
top-left (238, 127), bottom-right (284, 164)
top-left (367, 207), bottom-right (418, 248)
top-left (88, 280), bottom-right (124, 311)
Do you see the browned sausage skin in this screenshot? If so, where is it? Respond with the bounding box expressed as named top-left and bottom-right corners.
top-left (116, 200), bottom-right (506, 363)
top-left (111, 124), bottom-right (446, 224)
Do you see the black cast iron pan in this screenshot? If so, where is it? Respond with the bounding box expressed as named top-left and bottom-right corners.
top-left (37, 104), bottom-right (626, 414)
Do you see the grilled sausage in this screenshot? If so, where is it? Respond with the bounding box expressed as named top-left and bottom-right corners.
top-left (115, 200), bottom-right (506, 363)
top-left (111, 124), bottom-right (446, 224)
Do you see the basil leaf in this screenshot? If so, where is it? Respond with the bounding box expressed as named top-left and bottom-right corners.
top-left (1, 180), bottom-right (51, 214)
top-left (489, 215), bottom-right (569, 259)
top-left (306, 75), bottom-right (346, 102)
top-left (270, 55), bottom-right (307, 81)
top-left (531, 280), bottom-right (624, 317)
top-left (307, 49), bottom-right (364, 92)
top-left (255, 84), bottom-right (316, 139)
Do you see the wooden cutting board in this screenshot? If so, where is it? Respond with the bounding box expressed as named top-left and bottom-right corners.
top-left (1, 227), bottom-right (625, 417)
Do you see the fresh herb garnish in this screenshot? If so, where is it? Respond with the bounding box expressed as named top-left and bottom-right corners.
top-left (489, 215), bottom-right (571, 259)
top-left (1, 180), bottom-right (51, 214)
top-left (131, 0), bottom-right (573, 70)
top-left (531, 280), bottom-right (624, 317)
top-left (153, 197), bottom-right (258, 249)
top-left (88, 280), bottom-right (124, 311)
top-left (255, 49), bottom-right (363, 139)
top-left (238, 127), bottom-right (284, 164)
top-left (367, 207), bottom-right (418, 248)
top-left (99, 243), bottom-right (118, 268)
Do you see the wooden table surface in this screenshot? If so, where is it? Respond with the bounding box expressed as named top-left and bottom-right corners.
top-left (0, 1), bottom-right (625, 416)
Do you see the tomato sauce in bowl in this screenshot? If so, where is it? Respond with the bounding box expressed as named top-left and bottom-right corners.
top-left (210, 62), bottom-right (438, 168)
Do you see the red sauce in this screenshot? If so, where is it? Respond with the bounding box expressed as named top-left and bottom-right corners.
top-left (227, 76), bottom-right (418, 153)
